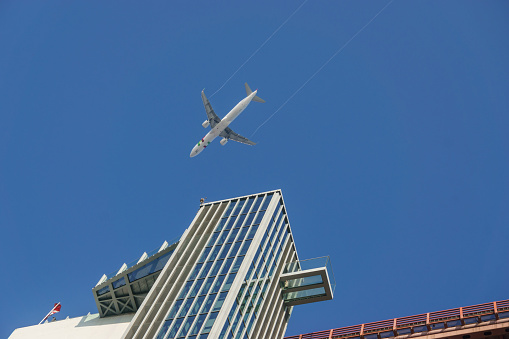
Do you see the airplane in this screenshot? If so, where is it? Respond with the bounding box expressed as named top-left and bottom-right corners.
top-left (190, 83), bottom-right (265, 157)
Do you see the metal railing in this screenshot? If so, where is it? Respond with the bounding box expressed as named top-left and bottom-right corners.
top-left (284, 299), bottom-right (509, 339)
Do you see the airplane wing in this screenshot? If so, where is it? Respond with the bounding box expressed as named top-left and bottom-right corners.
top-left (220, 127), bottom-right (256, 146)
top-left (201, 90), bottom-right (221, 128)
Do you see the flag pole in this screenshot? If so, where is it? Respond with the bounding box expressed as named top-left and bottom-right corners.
top-left (38, 302), bottom-right (60, 325)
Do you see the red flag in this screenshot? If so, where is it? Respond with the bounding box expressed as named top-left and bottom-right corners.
top-left (49, 303), bottom-right (61, 315)
top-left (39, 303), bottom-right (62, 324)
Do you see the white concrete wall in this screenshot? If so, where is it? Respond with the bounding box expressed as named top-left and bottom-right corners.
top-left (9, 313), bottom-right (135, 339)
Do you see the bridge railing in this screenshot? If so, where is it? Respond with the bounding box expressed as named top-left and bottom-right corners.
top-left (284, 299), bottom-right (509, 339)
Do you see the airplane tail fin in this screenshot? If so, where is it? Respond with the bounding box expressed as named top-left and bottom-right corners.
top-left (244, 83), bottom-right (265, 103)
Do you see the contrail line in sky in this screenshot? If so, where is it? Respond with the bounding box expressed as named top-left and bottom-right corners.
top-left (209, 0), bottom-right (308, 98)
top-left (251, 0), bottom-right (395, 137)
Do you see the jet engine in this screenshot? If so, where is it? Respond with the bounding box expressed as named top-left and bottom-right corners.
top-left (202, 120), bottom-right (210, 128)
top-left (220, 138), bottom-right (228, 146)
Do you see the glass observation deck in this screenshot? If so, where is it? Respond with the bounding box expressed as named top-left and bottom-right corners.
top-left (279, 256), bottom-right (335, 306)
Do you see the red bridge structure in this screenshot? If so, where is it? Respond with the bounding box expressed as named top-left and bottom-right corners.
top-left (285, 299), bottom-right (509, 339)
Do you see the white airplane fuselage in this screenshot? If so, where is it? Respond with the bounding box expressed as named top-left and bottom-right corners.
top-left (190, 90), bottom-right (258, 157)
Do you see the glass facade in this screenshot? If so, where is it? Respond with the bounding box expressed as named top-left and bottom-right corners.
top-left (128, 249), bottom-right (175, 283)
top-left (219, 198), bottom-right (290, 339)
top-left (91, 189), bottom-right (333, 339)
top-left (156, 192), bottom-right (283, 339)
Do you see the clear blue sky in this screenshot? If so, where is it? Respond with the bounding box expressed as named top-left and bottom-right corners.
top-left (1, 1), bottom-right (508, 337)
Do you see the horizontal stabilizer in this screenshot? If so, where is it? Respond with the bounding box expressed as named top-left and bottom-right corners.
top-left (245, 82), bottom-right (265, 103)
top-left (252, 96), bottom-right (265, 103)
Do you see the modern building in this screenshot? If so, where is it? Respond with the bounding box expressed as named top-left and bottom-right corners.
top-left (9, 189), bottom-right (335, 339)
top-left (284, 299), bottom-right (509, 339)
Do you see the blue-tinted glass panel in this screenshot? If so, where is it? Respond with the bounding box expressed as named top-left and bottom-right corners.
top-left (235, 321), bottom-right (245, 339)
top-left (156, 320), bottom-right (172, 339)
top-left (189, 279), bottom-right (204, 298)
top-left (245, 213), bottom-right (255, 226)
top-left (199, 262), bottom-right (213, 278)
top-left (223, 201), bottom-right (237, 218)
top-left (269, 262), bottom-right (276, 276)
top-left (262, 241), bottom-right (270, 260)
top-left (246, 314), bottom-right (256, 335)
top-left (221, 257), bottom-right (234, 275)
top-left (222, 273), bottom-right (236, 291)
top-left (275, 209), bottom-right (284, 227)
top-left (155, 250), bottom-right (174, 270)
top-left (254, 262), bottom-right (262, 279)
top-left (280, 227), bottom-right (289, 247)
top-left (231, 199), bottom-right (245, 216)
top-left (231, 256), bottom-right (243, 273)
top-left (217, 231), bottom-right (228, 245)
top-left (237, 227), bottom-right (249, 240)
top-left (200, 277), bottom-right (215, 296)
top-left (223, 218), bottom-right (235, 231)
top-left (237, 284), bottom-right (246, 303)
top-left (254, 295), bottom-right (263, 314)
top-left (283, 287), bottom-right (326, 301)
top-left (219, 323), bottom-right (230, 339)
top-left (274, 243), bottom-right (282, 263)
top-left (112, 277), bottom-right (126, 289)
top-left (260, 266), bottom-right (268, 278)
top-left (190, 314), bottom-right (207, 336)
top-left (199, 247), bottom-right (212, 263)
top-left (219, 243), bottom-right (232, 260)
top-left (189, 263), bottom-right (203, 280)
top-left (239, 240), bottom-right (252, 256)
top-left (128, 250), bottom-right (173, 282)
top-left (229, 242), bottom-right (242, 257)
top-left (246, 263), bottom-right (255, 281)
top-left (178, 281), bottom-right (193, 299)
top-left (96, 285), bottom-right (110, 296)
top-left (167, 318), bottom-right (184, 339)
top-left (167, 299), bottom-right (183, 320)
top-left (211, 275), bottom-right (226, 293)
top-left (276, 221), bottom-right (286, 242)
top-left (200, 293), bottom-right (216, 314)
top-left (231, 312), bottom-right (242, 334)
top-left (210, 246), bottom-right (221, 259)
top-left (202, 312), bottom-right (219, 333)
top-left (253, 212), bottom-right (264, 225)
top-left (208, 232), bottom-right (220, 246)
top-left (227, 228), bottom-right (239, 243)
top-left (179, 297), bottom-right (195, 317)
top-left (268, 224), bottom-right (279, 245)
top-left (246, 225), bottom-right (258, 239)
top-left (209, 259), bottom-right (223, 277)
top-left (235, 214), bottom-right (247, 228)
top-left (216, 218), bottom-right (228, 232)
top-left (262, 281), bottom-right (270, 295)
top-left (212, 291), bottom-right (228, 312)
top-left (243, 198), bottom-right (254, 213)
top-left (178, 315), bottom-right (195, 337)
top-left (252, 196), bottom-right (262, 211)
top-left (190, 296), bottom-right (205, 316)
top-left (260, 194), bottom-right (273, 210)
top-left (228, 302), bottom-right (238, 323)
top-left (244, 301), bottom-right (253, 319)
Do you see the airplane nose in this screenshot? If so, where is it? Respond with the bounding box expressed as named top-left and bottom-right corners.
top-left (190, 146), bottom-right (199, 157)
